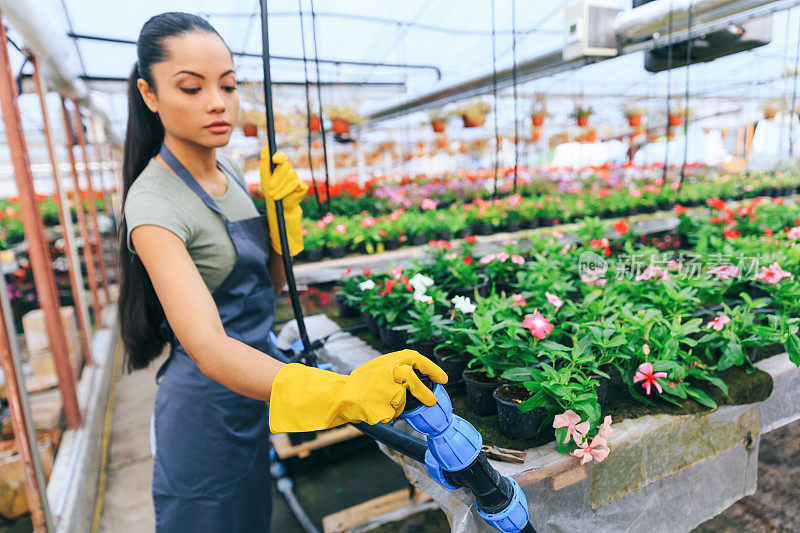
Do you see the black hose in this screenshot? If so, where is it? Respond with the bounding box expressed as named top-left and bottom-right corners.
top-left (353, 422), bottom-right (428, 463)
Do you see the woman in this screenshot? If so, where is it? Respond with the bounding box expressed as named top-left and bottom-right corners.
top-left (119, 12), bottom-right (447, 532)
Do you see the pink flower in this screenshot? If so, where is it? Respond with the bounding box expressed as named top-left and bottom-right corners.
top-left (335, 224), bottom-right (347, 234)
top-left (496, 252), bottom-right (510, 263)
top-left (321, 213), bottom-right (336, 225)
top-left (708, 265), bottom-right (740, 281)
top-left (636, 265), bottom-right (670, 282)
top-left (581, 266), bottom-right (608, 287)
top-left (507, 194), bottom-right (523, 207)
top-left (553, 410), bottom-right (590, 445)
top-left (545, 291), bottom-right (563, 309)
top-left (642, 344), bottom-right (650, 356)
top-left (598, 416), bottom-right (613, 439)
top-left (787, 226), bottom-right (800, 240)
top-left (706, 315), bottom-right (731, 331)
top-left (553, 230), bottom-right (565, 239)
top-left (629, 189), bottom-right (642, 198)
top-left (480, 254), bottom-right (496, 264)
top-left (388, 266), bottom-right (403, 279)
top-left (756, 262), bottom-right (794, 284)
top-left (316, 220), bottom-right (327, 229)
top-left (362, 217), bottom-right (376, 228)
top-left (571, 435), bottom-right (610, 465)
top-left (558, 245), bottom-right (570, 256)
top-left (633, 362), bottom-right (668, 395)
top-left (511, 254), bottom-right (525, 265)
top-left (522, 310), bottom-right (554, 340)
top-left (421, 198), bottom-right (438, 210)
top-left (511, 293), bottom-right (527, 307)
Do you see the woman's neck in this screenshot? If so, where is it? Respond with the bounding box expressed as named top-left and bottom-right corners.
top-left (158, 135), bottom-right (220, 185)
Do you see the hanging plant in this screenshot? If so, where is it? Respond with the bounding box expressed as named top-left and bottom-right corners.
top-left (668, 103), bottom-right (692, 127)
top-left (308, 114), bottom-right (321, 132)
top-left (570, 105), bottom-right (593, 127)
top-left (530, 93), bottom-right (549, 126)
top-left (324, 104), bottom-right (365, 135)
top-left (238, 108), bottom-right (264, 137)
top-left (531, 127), bottom-right (542, 142)
top-left (760, 99), bottom-right (781, 120)
top-left (622, 104), bottom-right (646, 127)
top-left (456, 100), bottom-right (491, 128)
top-left (428, 109), bottom-right (448, 133)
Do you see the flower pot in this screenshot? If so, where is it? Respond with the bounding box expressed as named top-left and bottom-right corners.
top-left (538, 217), bottom-right (554, 227)
top-left (531, 128), bottom-right (542, 142)
top-left (749, 342), bottom-right (785, 363)
top-left (462, 115), bottom-right (486, 128)
top-left (378, 323), bottom-right (409, 350)
top-left (463, 370), bottom-right (503, 415)
top-left (334, 293), bottom-right (361, 319)
top-left (595, 374), bottom-right (610, 405)
top-left (331, 118), bottom-right (351, 135)
top-left (408, 233), bottom-right (427, 246)
top-left (304, 247), bottom-right (325, 262)
top-left (308, 115), bottom-right (321, 132)
top-left (763, 110), bottom-right (777, 120)
top-left (455, 225), bottom-right (474, 238)
top-left (327, 245), bottom-right (347, 258)
top-left (525, 218), bottom-right (540, 229)
top-left (448, 275), bottom-right (490, 300)
top-left (531, 114), bottom-right (544, 127)
top-left (242, 124), bottom-right (258, 137)
top-left (627, 114), bottom-right (642, 127)
top-left (493, 385), bottom-right (548, 441)
top-left (366, 313), bottom-right (380, 337)
top-left (433, 347), bottom-right (468, 386)
top-left (668, 114), bottom-right (683, 127)
top-left (576, 116), bottom-right (588, 127)
top-left (384, 238), bottom-right (400, 250)
top-left (438, 230), bottom-right (453, 241)
top-left (505, 220), bottom-right (522, 233)
top-left (431, 120), bottom-right (446, 133)
top-left (412, 338), bottom-right (443, 359)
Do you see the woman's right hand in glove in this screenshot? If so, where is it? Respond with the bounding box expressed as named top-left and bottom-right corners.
top-left (268, 350), bottom-right (448, 433)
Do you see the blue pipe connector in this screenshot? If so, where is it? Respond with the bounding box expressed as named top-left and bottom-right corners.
top-left (477, 478), bottom-right (530, 533)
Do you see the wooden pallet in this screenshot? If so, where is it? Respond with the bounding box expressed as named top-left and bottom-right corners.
top-left (322, 487), bottom-right (434, 533)
top-left (271, 425), bottom-right (364, 459)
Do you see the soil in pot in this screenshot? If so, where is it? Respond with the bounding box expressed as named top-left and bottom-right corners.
top-left (334, 293), bottom-right (361, 319)
top-left (462, 369), bottom-right (504, 415)
top-left (378, 323), bottom-right (409, 350)
top-left (327, 245), bottom-right (347, 259)
top-left (304, 247), bottom-right (325, 262)
top-left (493, 385), bottom-right (549, 441)
top-left (433, 347), bottom-right (469, 386)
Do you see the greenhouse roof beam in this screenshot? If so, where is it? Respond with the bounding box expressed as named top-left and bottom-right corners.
top-left (365, 0), bottom-right (800, 124)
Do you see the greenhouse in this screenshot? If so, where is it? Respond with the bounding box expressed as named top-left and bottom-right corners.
top-left (0, 0), bottom-right (798, 532)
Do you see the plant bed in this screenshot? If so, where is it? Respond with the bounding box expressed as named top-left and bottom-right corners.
top-left (493, 384), bottom-right (549, 441)
top-left (462, 369), bottom-right (505, 415)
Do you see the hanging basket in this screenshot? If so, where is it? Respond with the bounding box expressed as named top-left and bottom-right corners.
top-left (331, 118), bottom-right (351, 135)
top-left (668, 114), bottom-right (683, 127)
top-left (431, 120), bottom-right (446, 133)
top-left (242, 123), bottom-right (258, 137)
top-left (531, 114), bottom-right (544, 127)
top-left (308, 115), bottom-right (321, 132)
top-left (627, 114), bottom-right (642, 127)
top-left (763, 110), bottom-right (777, 120)
top-left (462, 114), bottom-right (486, 128)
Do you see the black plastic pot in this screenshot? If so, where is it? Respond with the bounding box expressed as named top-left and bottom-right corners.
top-left (595, 374), bottom-right (610, 405)
top-left (378, 323), bottom-right (410, 350)
top-left (433, 347), bottom-right (469, 386)
top-left (474, 223), bottom-right (493, 236)
top-left (525, 218), bottom-right (540, 229)
top-left (448, 275), bottom-right (491, 300)
top-left (304, 247), bottom-right (325, 262)
top-left (462, 370), bottom-right (503, 415)
top-left (493, 385), bottom-right (548, 441)
top-left (366, 313), bottom-right (380, 337)
top-left (438, 230), bottom-right (453, 241)
top-left (412, 338), bottom-right (443, 359)
top-left (384, 238), bottom-right (400, 250)
top-left (408, 233), bottom-right (427, 246)
top-left (455, 225), bottom-right (474, 238)
top-left (334, 293), bottom-right (361, 319)
top-left (327, 245), bottom-right (347, 258)
top-left (505, 221), bottom-right (522, 233)
top-left (749, 342), bottom-right (786, 363)
top-left (538, 217), bottom-right (554, 227)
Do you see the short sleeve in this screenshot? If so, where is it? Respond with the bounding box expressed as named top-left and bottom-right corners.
top-left (125, 186), bottom-right (191, 255)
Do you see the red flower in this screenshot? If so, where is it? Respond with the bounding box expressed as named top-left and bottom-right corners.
top-left (378, 229), bottom-right (388, 237)
top-left (723, 229), bottom-right (741, 239)
top-left (464, 235), bottom-right (477, 244)
top-left (343, 268), bottom-right (353, 276)
top-left (707, 197), bottom-right (726, 210)
top-left (380, 279), bottom-right (397, 296)
top-left (363, 268), bottom-right (371, 276)
top-left (764, 228), bottom-right (774, 237)
top-left (613, 219), bottom-right (630, 235)
top-left (463, 256), bottom-right (473, 265)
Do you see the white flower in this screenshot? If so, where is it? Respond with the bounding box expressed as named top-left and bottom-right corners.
top-left (451, 295), bottom-right (476, 314)
top-left (409, 273), bottom-right (434, 293)
top-left (359, 279), bottom-right (376, 291)
top-left (414, 292), bottom-right (433, 303)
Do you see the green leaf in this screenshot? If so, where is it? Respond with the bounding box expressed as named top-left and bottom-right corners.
top-left (684, 386), bottom-right (718, 409)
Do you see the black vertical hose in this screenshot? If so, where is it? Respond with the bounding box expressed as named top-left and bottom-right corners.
top-left (789, 10), bottom-right (800, 159)
top-left (297, 0), bottom-right (322, 211)
top-left (678, 1), bottom-right (693, 196)
top-left (259, 0), bottom-right (313, 359)
top-left (663, 0), bottom-right (674, 185)
top-left (511, 0), bottom-right (519, 193)
top-left (309, 0), bottom-right (332, 213)
top-left (491, 0), bottom-right (500, 199)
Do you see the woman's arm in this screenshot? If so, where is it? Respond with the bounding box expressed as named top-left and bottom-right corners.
top-left (132, 224), bottom-right (284, 401)
top-left (267, 246), bottom-right (286, 295)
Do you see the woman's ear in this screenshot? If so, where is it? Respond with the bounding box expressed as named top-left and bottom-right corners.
top-left (137, 78), bottom-right (158, 114)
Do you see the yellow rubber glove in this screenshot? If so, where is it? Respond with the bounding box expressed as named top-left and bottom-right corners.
top-left (259, 147), bottom-right (309, 256)
top-left (269, 350), bottom-right (448, 433)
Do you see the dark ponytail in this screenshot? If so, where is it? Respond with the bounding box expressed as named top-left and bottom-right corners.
top-left (119, 12), bottom-right (227, 371)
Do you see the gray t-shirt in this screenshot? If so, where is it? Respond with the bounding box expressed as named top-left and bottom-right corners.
top-left (124, 152), bottom-right (259, 292)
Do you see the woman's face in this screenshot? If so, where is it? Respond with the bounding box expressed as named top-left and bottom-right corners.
top-left (138, 31), bottom-right (239, 148)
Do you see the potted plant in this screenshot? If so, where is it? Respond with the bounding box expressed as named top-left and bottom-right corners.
top-left (308, 114), bottom-right (321, 132)
top-left (428, 109), bottom-right (447, 133)
top-left (324, 104), bottom-right (364, 135)
top-left (324, 221), bottom-right (351, 258)
top-left (623, 104), bottom-right (646, 127)
top-left (457, 100), bottom-right (491, 128)
top-left (301, 221), bottom-right (326, 261)
top-left (760, 98), bottom-right (782, 120)
top-left (571, 105), bottom-right (593, 127)
top-left (531, 127), bottom-right (542, 143)
top-left (239, 108), bottom-right (263, 137)
top-left (335, 268), bottom-right (369, 318)
top-left (530, 93), bottom-right (549, 127)
top-left (395, 290), bottom-right (453, 358)
top-left (668, 103), bottom-right (691, 126)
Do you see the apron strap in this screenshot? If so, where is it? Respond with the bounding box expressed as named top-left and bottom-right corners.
top-left (159, 143), bottom-right (230, 221)
top-left (216, 159), bottom-right (250, 196)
